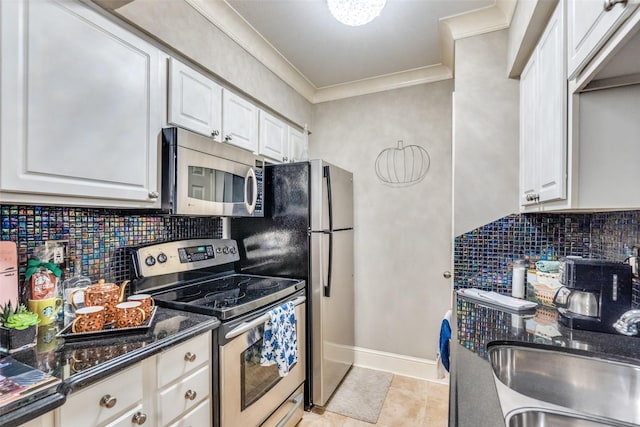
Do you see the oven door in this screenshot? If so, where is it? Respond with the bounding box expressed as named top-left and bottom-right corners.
top-left (219, 295), bottom-right (306, 427)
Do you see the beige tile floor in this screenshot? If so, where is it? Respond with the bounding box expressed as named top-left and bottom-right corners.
top-left (297, 374), bottom-right (449, 427)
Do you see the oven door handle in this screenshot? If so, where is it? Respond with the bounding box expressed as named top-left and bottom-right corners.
top-left (225, 296), bottom-right (306, 340)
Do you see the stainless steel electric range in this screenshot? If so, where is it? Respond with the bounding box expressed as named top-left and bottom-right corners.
top-left (130, 238), bottom-right (306, 427)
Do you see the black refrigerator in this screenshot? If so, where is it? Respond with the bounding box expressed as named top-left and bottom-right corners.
top-left (230, 160), bottom-right (354, 409)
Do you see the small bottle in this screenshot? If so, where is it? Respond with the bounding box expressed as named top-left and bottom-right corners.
top-left (512, 259), bottom-right (526, 299)
top-left (62, 258), bottom-right (91, 326)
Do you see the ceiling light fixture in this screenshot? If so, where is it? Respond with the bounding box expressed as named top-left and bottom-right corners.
top-left (327, 0), bottom-right (387, 27)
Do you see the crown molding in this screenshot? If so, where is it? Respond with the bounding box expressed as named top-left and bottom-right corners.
top-left (186, 0), bottom-right (515, 103)
top-left (313, 65), bottom-right (453, 103)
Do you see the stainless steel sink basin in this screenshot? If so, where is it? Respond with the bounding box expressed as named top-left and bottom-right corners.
top-left (508, 410), bottom-right (628, 427)
top-left (488, 344), bottom-right (640, 426)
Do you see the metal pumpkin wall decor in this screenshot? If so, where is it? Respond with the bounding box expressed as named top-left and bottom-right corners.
top-left (375, 140), bottom-right (430, 187)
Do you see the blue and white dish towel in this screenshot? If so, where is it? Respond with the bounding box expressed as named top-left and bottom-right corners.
top-left (260, 301), bottom-right (298, 377)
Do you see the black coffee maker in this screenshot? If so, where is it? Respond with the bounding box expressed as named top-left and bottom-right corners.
top-left (554, 257), bottom-right (632, 334)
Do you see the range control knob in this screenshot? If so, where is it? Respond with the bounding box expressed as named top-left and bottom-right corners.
top-left (230, 247), bottom-right (237, 254)
top-left (145, 256), bottom-right (156, 267)
top-left (222, 247), bottom-right (230, 254)
top-left (157, 253), bottom-right (168, 263)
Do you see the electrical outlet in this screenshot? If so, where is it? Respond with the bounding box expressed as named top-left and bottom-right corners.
top-left (44, 240), bottom-right (68, 265)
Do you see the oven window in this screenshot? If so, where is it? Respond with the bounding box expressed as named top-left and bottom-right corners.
top-left (241, 326), bottom-right (296, 410)
top-left (188, 166), bottom-right (245, 203)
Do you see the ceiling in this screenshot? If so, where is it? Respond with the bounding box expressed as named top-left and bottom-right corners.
top-left (226, 0), bottom-right (495, 89)
top-left (187, 0), bottom-right (516, 102)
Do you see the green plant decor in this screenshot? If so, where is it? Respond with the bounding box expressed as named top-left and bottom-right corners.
top-left (0, 302), bottom-right (40, 352)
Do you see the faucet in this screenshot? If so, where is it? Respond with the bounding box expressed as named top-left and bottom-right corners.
top-left (613, 310), bottom-right (640, 336)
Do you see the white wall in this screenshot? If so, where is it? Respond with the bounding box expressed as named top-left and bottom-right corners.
top-left (97, 0), bottom-right (313, 129)
top-left (310, 82), bottom-right (453, 362)
top-left (454, 30), bottom-right (520, 236)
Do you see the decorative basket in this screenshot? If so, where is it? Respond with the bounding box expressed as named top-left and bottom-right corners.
top-left (0, 325), bottom-right (38, 353)
top-left (533, 272), bottom-right (561, 307)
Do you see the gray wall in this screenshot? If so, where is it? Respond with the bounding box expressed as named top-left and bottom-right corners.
top-left (101, 0), bottom-right (313, 128)
top-left (310, 82), bottom-right (453, 360)
top-left (454, 30), bottom-right (520, 236)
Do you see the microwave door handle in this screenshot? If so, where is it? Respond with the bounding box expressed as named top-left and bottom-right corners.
top-left (244, 167), bottom-right (258, 215)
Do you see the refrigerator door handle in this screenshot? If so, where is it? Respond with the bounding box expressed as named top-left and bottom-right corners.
top-left (323, 165), bottom-right (334, 298)
top-left (323, 230), bottom-right (334, 298)
top-left (244, 167), bottom-right (258, 215)
top-left (323, 165), bottom-right (334, 231)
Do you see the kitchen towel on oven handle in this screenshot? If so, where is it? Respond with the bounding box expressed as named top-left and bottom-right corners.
top-left (260, 301), bottom-right (298, 377)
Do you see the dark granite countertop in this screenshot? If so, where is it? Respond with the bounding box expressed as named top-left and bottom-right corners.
top-left (0, 307), bottom-right (220, 427)
top-left (450, 292), bottom-right (640, 427)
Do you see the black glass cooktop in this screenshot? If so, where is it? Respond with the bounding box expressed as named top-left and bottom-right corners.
top-left (151, 274), bottom-right (304, 320)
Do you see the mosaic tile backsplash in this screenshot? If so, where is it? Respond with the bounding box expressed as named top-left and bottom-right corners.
top-left (1, 205), bottom-right (222, 300)
top-left (454, 211), bottom-right (640, 306)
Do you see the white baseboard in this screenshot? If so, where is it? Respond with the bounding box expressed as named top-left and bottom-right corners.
top-left (352, 346), bottom-right (449, 385)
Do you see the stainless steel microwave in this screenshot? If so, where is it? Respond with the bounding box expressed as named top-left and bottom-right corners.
top-left (161, 127), bottom-right (264, 217)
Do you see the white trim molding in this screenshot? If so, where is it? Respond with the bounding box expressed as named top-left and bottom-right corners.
top-left (185, 0), bottom-right (515, 103)
top-left (353, 346), bottom-right (449, 385)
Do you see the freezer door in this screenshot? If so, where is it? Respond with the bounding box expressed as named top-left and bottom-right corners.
top-left (311, 229), bottom-right (354, 406)
top-left (310, 160), bottom-right (353, 231)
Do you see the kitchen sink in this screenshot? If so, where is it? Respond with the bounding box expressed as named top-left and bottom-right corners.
top-left (488, 343), bottom-right (640, 426)
top-left (507, 410), bottom-right (629, 427)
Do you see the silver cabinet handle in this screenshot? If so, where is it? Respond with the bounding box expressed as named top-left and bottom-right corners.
top-left (148, 191), bottom-right (160, 199)
top-left (604, 0), bottom-right (627, 11)
top-left (443, 271), bottom-right (452, 279)
top-left (212, 129), bottom-right (220, 137)
top-left (225, 134), bottom-right (233, 141)
top-left (100, 394), bottom-right (117, 409)
top-left (131, 412), bottom-right (147, 425)
top-left (184, 352), bottom-right (197, 362)
top-left (185, 390), bottom-right (197, 401)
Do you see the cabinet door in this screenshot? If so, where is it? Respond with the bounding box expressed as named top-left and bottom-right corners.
top-left (168, 57), bottom-right (223, 142)
top-left (536, 3), bottom-right (566, 203)
top-left (287, 126), bottom-right (308, 163)
top-left (259, 110), bottom-right (287, 162)
top-left (0, 0), bottom-right (163, 207)
top-left (222, 90), bottom-right (259, 152)
top-left (21, 412), bottom-right (54, 427)
top-left (567, 0), bottom-right (638, 79)
top-left (59, 364), bottom-right (144, 426)
top-left (166, 399), bottom-right (211, 427)
top-left (519, 55), bottom-right (538, 207)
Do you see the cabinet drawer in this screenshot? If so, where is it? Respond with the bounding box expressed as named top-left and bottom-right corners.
top-left (104, 403), bottom-right (148, 427)
top-left (158, 365), bottom-right (210, 426)
top-left (166, 399), bottom-right (211, 427)
top-left (157, 333), bottom-right (210, 388)
top-left (60, 364), bottom-right (143, 427)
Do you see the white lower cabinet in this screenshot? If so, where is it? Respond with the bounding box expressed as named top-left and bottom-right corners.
top-left (21, 411), bottom-right (54, 427)
top-left (155, 333), bottom-right (212, 426)
top-left (53, 332), bottom-right (212, 427)
top-left (166, 399), bottom-right (211, 427)
top-left (58, 364), bottom-right (146, 427)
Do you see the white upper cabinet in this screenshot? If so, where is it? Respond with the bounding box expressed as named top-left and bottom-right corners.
top-left (520, 1), bottom-right (566, 211)
top-left (519, 57), bottom-right (538, 207)
top-left (222, 89), bottom-right (259, 153)
top-left (0, 0), bottom-right (164, 208)
top-left (168, 57), bottom-right (223, 142)
top-left (287, 126), bottom-right (309, 163)
top-left (258, 110), bottom-right (287, 162)
top-left (567, 0), bottom-right (639, 79)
